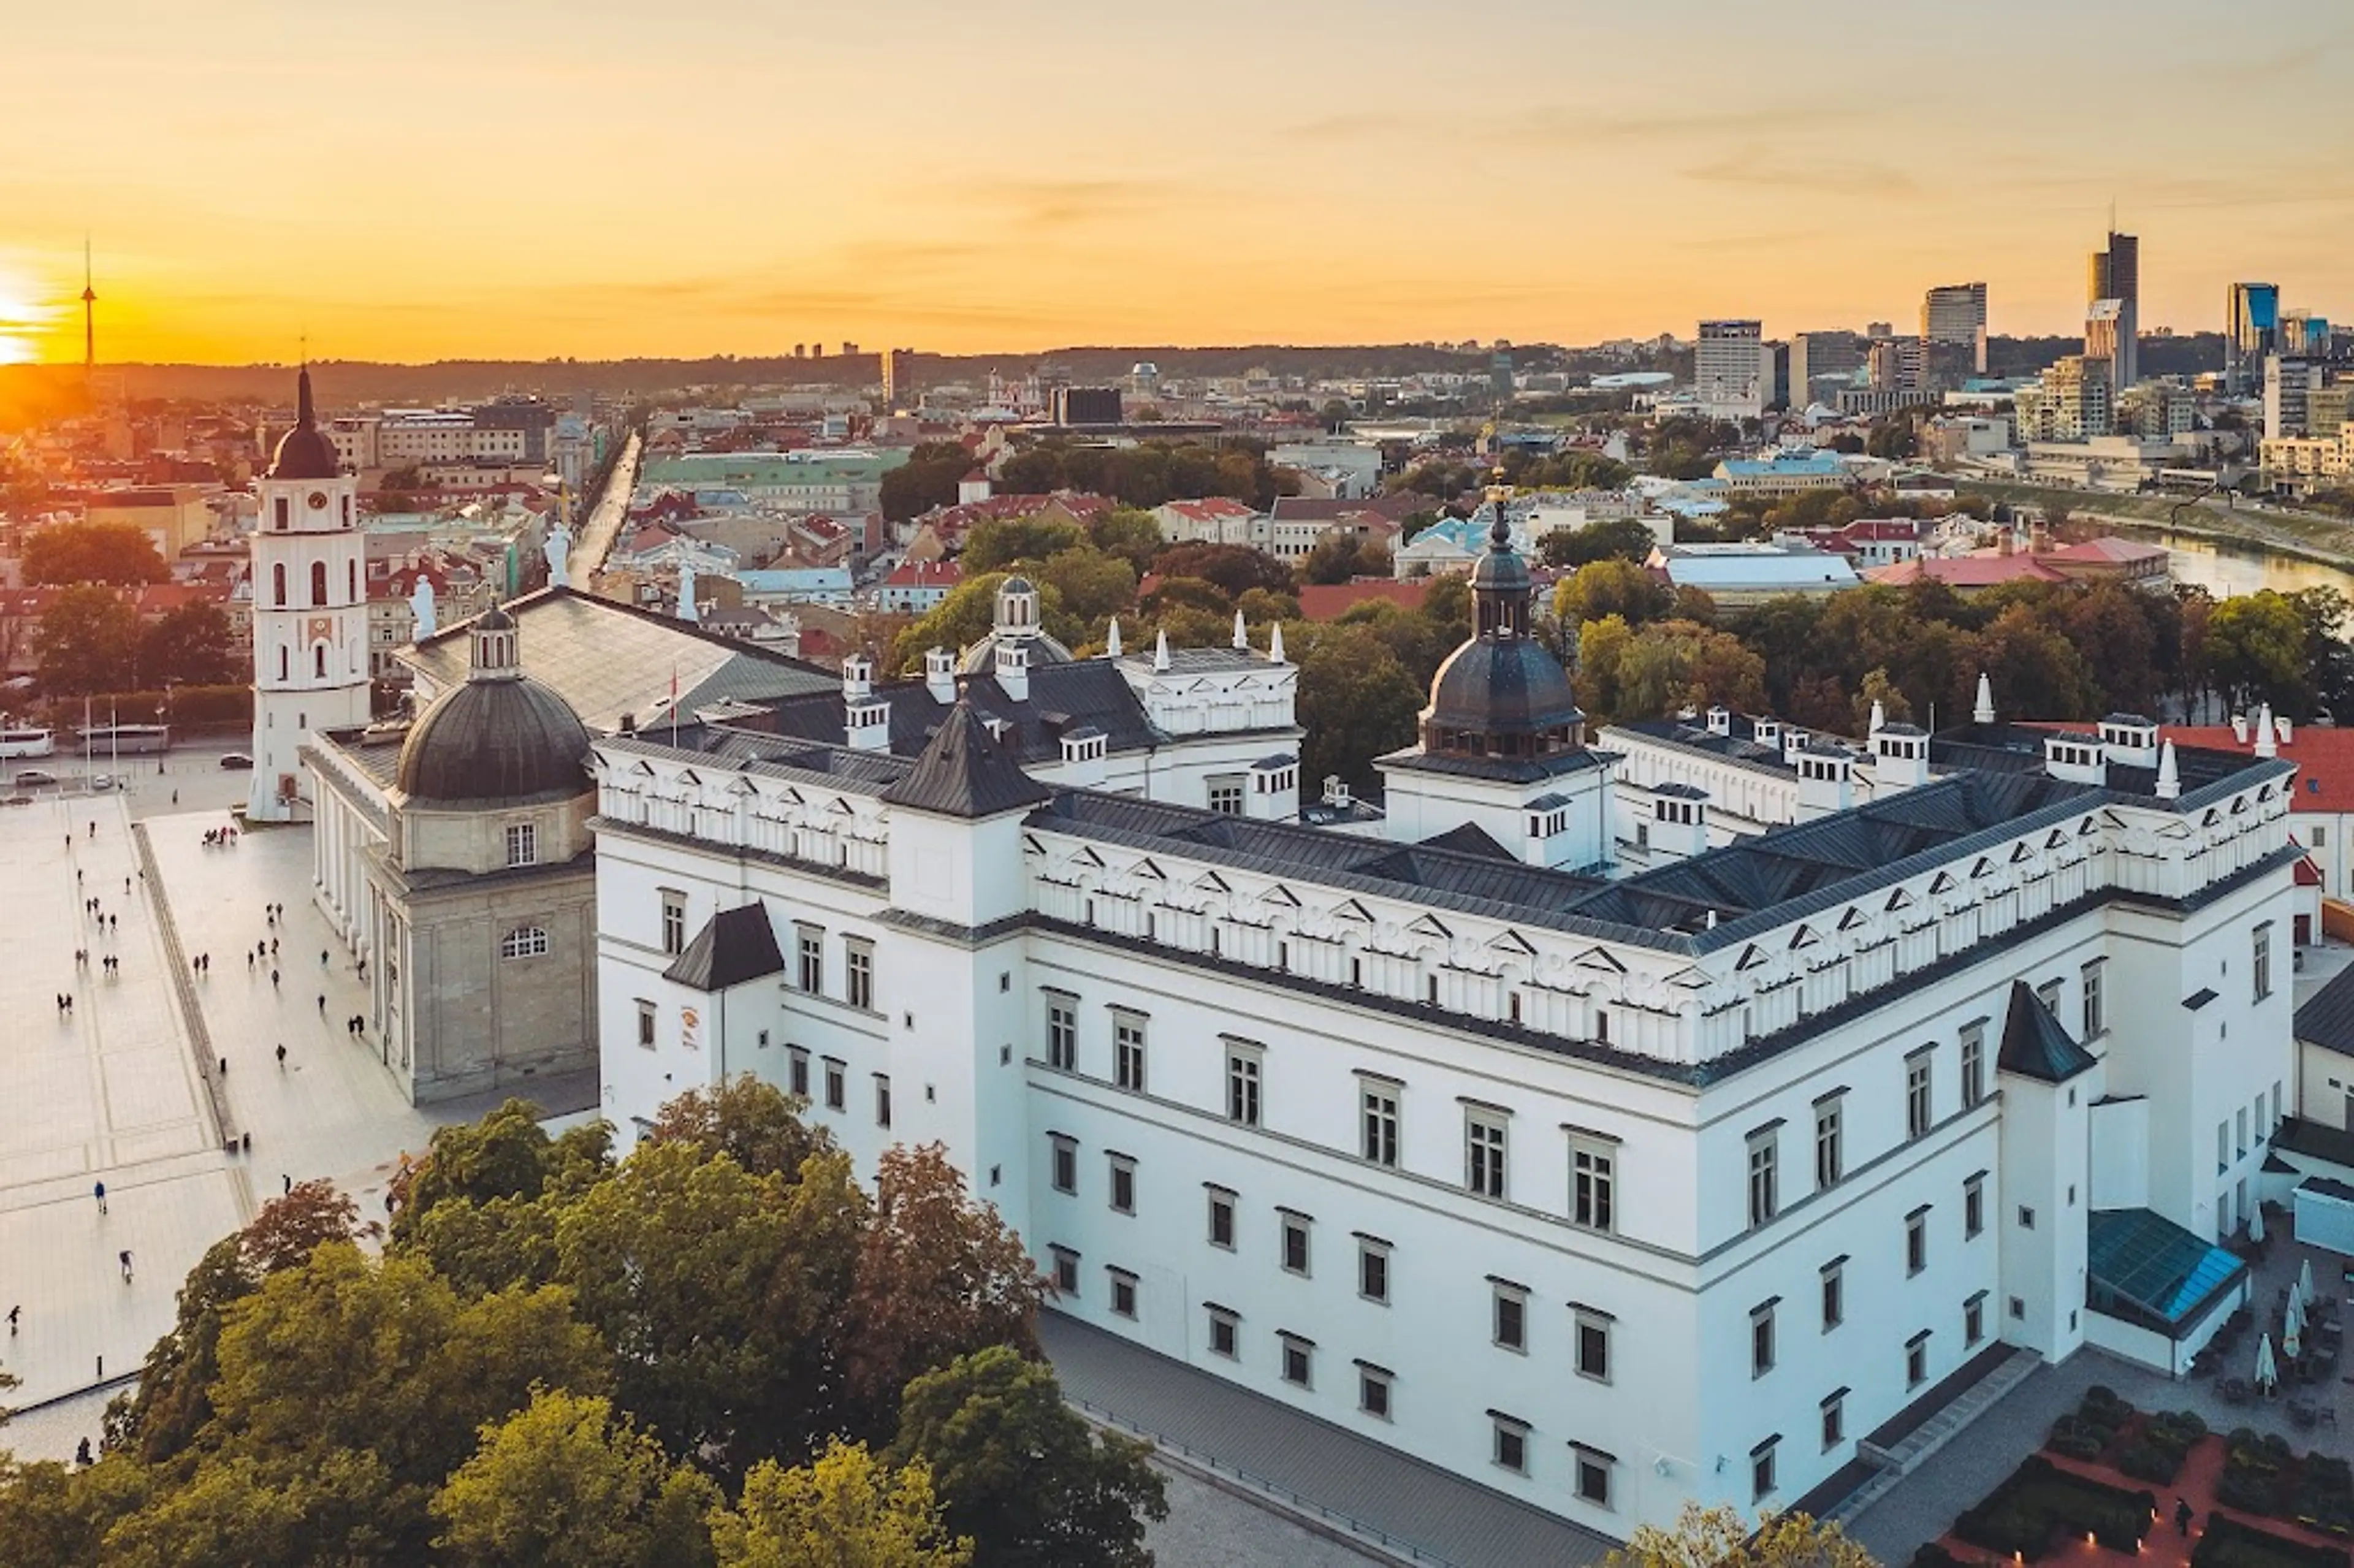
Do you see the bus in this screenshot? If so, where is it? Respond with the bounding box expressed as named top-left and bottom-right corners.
top-left (75, 723), bottom-right (172, 756)
top-left (0, 726), bottom-right (55, 759)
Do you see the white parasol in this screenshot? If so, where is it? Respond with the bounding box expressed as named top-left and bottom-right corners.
top-left (2249, 1203), bottom-right (2267, 1244)
top-left (2301, 1256), bottom-right (2317, 1306)
top-left (2257, 1331), bottom-right (2279, 1394)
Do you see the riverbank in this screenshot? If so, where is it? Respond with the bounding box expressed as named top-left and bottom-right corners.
top-left (1964, 478), bottom-right (2354, 576)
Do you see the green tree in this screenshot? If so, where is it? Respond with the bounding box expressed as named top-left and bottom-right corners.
top-left (1300, 533), bottom-right (1381, 585)
top-left (1151, 542), bottom-right (1293, 601)
top-left (35, 584), bottom-right (142, 696)
top-left (394, 1098), bottom-right (610, 1241)
top-left (1553, 558), bottom-right (1672, 630)
top-left (846, 1146), bottom-right (1045, 1436)
top-left (1032, 548), bottom-right (1136, 627)
top-left (97, 1448), bottom-right (399, 1568)
top-left (1604, 1502), bottom-right (1876, 1568)
top-left (1574, 614), bottom-right (1634, 720)
top-left (23, 521), bottom-right (168, 585)
top-left (1087, 509), bottom-right (1164, 574)
top-left (962, 517), bottom-right (1084, 574)
top-left (889, 1347), bottom-right (1165, 1568)
top-left (647, 1075), bottom-right (838, 1183)
top-left (1538, 517), bottom-right (1659, 569)
top-left (140, 601), bottom-right (235, 686)
top-left (880, 460), bottom-right (970, 523)
top-left (432, 1388), bottom-right (718, 1568)
top-left (2201, 591), bottom-right (2309, 712)
top-left (714, 1442), bottom-right (971, 1568)
top-left (1292, 622), bottom-right (1423, 792)
top-left (1607, 620), bottom-right (1768, 721)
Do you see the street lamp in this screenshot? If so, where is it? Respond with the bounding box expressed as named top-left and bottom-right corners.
top-left (158, 682), bottom-right (174, 774)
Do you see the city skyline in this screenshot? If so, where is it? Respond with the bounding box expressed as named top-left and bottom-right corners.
top-left (2, 0), bottom-right (2348, 366)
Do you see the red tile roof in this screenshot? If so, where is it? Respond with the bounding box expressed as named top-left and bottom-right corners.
top-left (2159, 723), bottom-right (2354, 813)
top-left (1866, 555), bottom-right (2071, 587)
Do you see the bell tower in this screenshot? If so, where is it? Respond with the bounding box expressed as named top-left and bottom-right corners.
top-left (248, 367), bottom-right (370, 820)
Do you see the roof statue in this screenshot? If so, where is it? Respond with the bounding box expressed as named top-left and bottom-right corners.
top-left (1105, 617), bottom-right (1122, 658)
top-left (544, 522), bottom-right (572, 590)
top-left (677, 561), bottom-right (699, 625)
top-left (1973, 672), bottom-right (1995, 725)
top-left (409, 576), bottom-right (437, 641)
top-left (1233, 609), bottom-right (1248, 650)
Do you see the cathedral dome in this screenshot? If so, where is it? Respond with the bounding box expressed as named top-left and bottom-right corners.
top-left (394, 606), bottom-right (592, 805)
top-left (268, 367), bottom-right (343, 482)
top-left (1417, 498), bottom-right (1585, 761)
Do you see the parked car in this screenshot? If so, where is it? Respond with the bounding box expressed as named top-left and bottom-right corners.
top-left (13, 769), bottom-right (57, 789)
top-left (90, 774), bottom-right (117, 792)
top-left (219, 753), bottom-right (254, 771)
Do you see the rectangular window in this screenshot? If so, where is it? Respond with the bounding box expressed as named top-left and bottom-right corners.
top-left (635, 999), bottom-right (657, 1049)
top-left (1206, 1305), bottom-right (1238, 1358)
top-left (1965, 1174), bottom-right (1985, 1239)
top-left (1493, 1415), bottom-right (1529, 1475)
top-left (1747, 1128), bottom-right (1779, 1228)
top-left (2081, 961), bottom-right (2105, 1038)
top-left (2218, 1120), bottom-right (2230, 1174)
top-left (1208, 775), bottom-right (1246, 815)
top-left (1574, 1447), bottom-right (1612, 1508)
top-left (2019, 1205), bottom-right (2036, 1230)
top-left (788, 1046), bottom-right (809, 1098)
top-left (1362, 1083), bottom-right (1400, 1167)
top-left (1108, 1154), bottom-right (1135, 1216)
top-left (2237, 1106), bottom-right (2249, 1160)
top-left (1108, 1268), bottom-right (1137, 1319)
top-left (1280, 1333), bottom-right (1312, 1388)
top-left (1752, 1439), bottom-right (1777, 1504)
top-left (1281, 1212), bottom-right (1311, 1276)
top-left (1960, 1024), bottom-right (1985, 1109)
top-left (1906, 1331), bottom-right (1930, 1389)
top-left (1574, 1309), bottom-right (1612, 1382)
top-left (874, 1074), bottom-right (891, 1128)
top-left (1206, 1187), bottom-right (1235, 1249)
top-left (1751, 1300), bottom-right (1777, 1377)
top-left (2255, 923), bottom-right (2273, 1001)
top-left (1906, 1209), bottom-right (1929, 1276)
top-left (1050, 1247), bottom-right (1078, 1295)
top-left (1493, 1282), bottom-right (1528, 1352)
top-left (1113, 1012), bottom-right (1147, 1092)
top-left (1821, 1391), bottom-right (1846, 1452)
top-left (823, 1059), bottom-right (845, 1111)
top-left (504, 821), bottom-right (538, 867)
top-left (1358, 1363), bottom-right (1393, 1420)
top-left (845, 939), bottom-right (875, 1011)
top-left (1466, 1110), bottom-right (1508, 1201)
top-left (660, 892), bottom-right (685, 956)
top-left (1571, 1136), bottom-right (1615, 1231)
top-left (1965, 1292), bottom-right (1986, 1347)
top-left (1815, 1098), bottom-right (1844, 1189)
top-left (1821, 1259), bottom-right (1845, 1330)
top-left (1906, 1049), bottom-right (1933, 1140)
top-left (1358, 1238), bottom-right (1390, 1304)
top-left (1046, 998), bottom-right (1077, 1071)
top-left (1225, 1043), bottom-right (1262, 1127)
top-left (1050, 1135), bottom-right (1076, 1195)
top-left (798, 926), bottom-right (824, 994)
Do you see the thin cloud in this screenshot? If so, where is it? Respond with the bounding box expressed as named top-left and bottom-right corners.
top-left (1682, 147), bottom-right (1918, 198)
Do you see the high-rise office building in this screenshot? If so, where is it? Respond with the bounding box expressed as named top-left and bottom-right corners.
top-left (2088, 230), bottom-right (2139, 387)
top-left (2085, 300), bottom-right (2130, 396)
top-left (2266, 357), bottom-right (2325, 439)
top-left (1789, 331), bottom-right (1865, 409)
top-left (2226, 283), bottom-right (2280, 396)
top-left (1694, 319), bottom-right (1769, 419)
top-left (2282, 313), bottom-right (2334, 360)
top-left (1921, 283), bottom-right (1989, 375)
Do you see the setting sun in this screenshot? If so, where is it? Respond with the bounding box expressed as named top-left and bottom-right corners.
top-left (0, 264), bottom-right (60, 365)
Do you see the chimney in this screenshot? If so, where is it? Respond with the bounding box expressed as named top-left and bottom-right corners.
top-left (846, 697), bottom-right (890, 751)
top-left (1651, 786), bottom-right (1708, 859)
top-left (2231, 712), bottom-right (2249, 745)
top-left (1868, 699), bottom-right (1886, 737)
top-left (1782, 726), bottom-right (1810, 767)
top-left (995, 640), bottom-right (1030, 702)
top-left (1873, 724), bottom-right (1930, 793)
top-left (1153, 627), bottom-right (1170, 673)
top-left (2278, 715), bottom-right (2294, 748)
top-left (1324, 775), bottom-right (1352, 809)
top-left (1705, 706), bottom-right (1732, 737)
top-left (2043, 731), bottom-right (2108, 785)
top-left (2255, 703), bottom-right (2278, 758)
top-left (924, 645), bottom-right (956, 706)
top-left (842, 652), bottom-right (873, 704)
top-left (1794, 742), bottom-right (1854, 821)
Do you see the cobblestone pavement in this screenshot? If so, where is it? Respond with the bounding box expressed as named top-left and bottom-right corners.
top-left (1145, 1460), bottom-right (1387, 1568)
top-left (0, 801), bottom-right (588, 1462)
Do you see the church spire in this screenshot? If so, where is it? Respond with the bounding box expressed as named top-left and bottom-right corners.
top-left (297, 363), bottom-right (318, 428)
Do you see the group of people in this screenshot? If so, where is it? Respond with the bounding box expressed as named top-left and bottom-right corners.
top-left (201, 826), bottom-right (238, 848)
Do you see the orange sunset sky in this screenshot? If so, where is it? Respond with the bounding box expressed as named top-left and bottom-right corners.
top-left (1, 0), bottom-right (2347, 366)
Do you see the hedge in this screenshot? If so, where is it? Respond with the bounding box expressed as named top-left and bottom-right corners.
top-left (2192, 1515), bottom-right (2351, 1568)
top-left (1955, 1455), bottom-right (2155, 1561)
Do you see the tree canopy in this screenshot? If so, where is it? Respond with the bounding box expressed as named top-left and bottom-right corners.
top-left (24, 522), bottom-right (169, 586)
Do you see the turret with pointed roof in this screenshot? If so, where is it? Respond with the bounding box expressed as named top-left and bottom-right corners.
top-left (880, 700), bottom-right (1053, 818)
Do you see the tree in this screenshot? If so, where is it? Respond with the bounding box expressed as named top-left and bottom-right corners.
top-left (648, 1075), bottom-right (838, 1183)
top-left (712, 1442), bottom-right (972, 1568)
top-left (394, 1098), bottom-right (609, 1240)
top-left (846, 1146), bottom-right (1044, 1434)
top-left (2201, 591), bottom-right (2308, 713)
top-left (23, 521), bottom-right (167, 586)
top-left (1292, 623), bottom-right (1423, 792)
top-left (1087, 509), bottom-right (1164, 574)
top-left (140, 601), bottom-right (236, 687)
top-left (889, 1347), bottom-right (1165, 1568)
top-left (1032, 548), bottom-right (1136, 627)
top-left (35, 584), bottom-right (142, 696)
top-left (1151, 543), bottom-right (1293, 601)
top-left (432, 1389), bottom-right (718, 1568)
top-left (962, 518), bottom-right (1084, 575)
top-left (1299, 534), bottom-right (1392, 585)
top-left (880, 460), bottom-right (970, 523)
top-left (1553, 558), bottom-right (1672, 630)
top-left (1604, 1502), bottom-right (1876, 1568)
top-left (1539, 517), bottom-right (1659, 569)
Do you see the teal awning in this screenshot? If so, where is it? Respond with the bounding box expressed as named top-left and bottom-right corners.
top-left (2087, 1208), bottom-right (2247, 1341)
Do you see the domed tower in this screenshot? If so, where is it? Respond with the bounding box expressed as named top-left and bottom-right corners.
top-left (392, 604), bottom-right (594, 835)
top-left (1376, 485), bottom-right (1616, 869)
top-left (248, 367), bottom-right (370, 821)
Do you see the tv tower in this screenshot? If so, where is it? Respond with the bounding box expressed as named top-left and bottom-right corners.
top-left (80, 237), bottom-right (96, 376)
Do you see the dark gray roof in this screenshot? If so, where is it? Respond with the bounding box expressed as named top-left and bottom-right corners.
top-left (881, 701), bottom-right (1054, 818)
top-left (1997, 980), bottom-right (2097, 1083)
top-left (268, 368), bottom-right (342, 481)
top-left (752, 658), bottom-right (1166, 766)
top-left (1931, 722), bottom-right (2260, 801)
top-left (664, 903), bottom-right (786, 990)
top-left (1613, 715), bottom-right (1797, 775)
top-left (2184, 988), bottom-right (2219, 1011)
top-left (2277, 1117), bottom-right (2354, 1170)
top-left (2296, 962), bottom-right (2354, 1057)
top-left (1380, 746), bottom-right (1615, 786)
top-left (396, 675), bottom-right (593, 807)
top-left (1420, 822), bottom-right (1515, 861)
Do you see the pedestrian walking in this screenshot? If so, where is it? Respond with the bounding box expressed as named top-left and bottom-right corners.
top-left (170, 789), bottom-right (177, 805)
top-left (6, 1304), bottom-right (17, 1334)
top-left (93, 1181), bottom-right (107, 1214)
top-left (320, 949), bottom-right (329, 968)
top-left (74, 869), bottom-right (83, 886)
top-left (283, 1173), bottom-right (292, 1195)
top-left (240, 1132), bottom-right (249, 1152)
top-left (87, 820), bottom-right (94, 839)
top-left (107, 915), bottom-right (115, 932)
top-left (74, 1438), bottom-right (90, 1467)
top-left (270, 968), bottom-right (280, 989)
top-left (118, 1249), bottom-right (132, 1282)
top-left (217, 1056), bottom-right (227, 1076)
top-left (2176, 1499), bottom-right (2196, 1535)
top-left (63, 992), bottom-right (72, 1011)
top-left (317, 993), bottom-right (327, 1014)
top-left (248, 952), bottom-right (254, 971)
top-left (123, 877), bottom-right (129, 894)
top-left (276, 1042), bottom-right (286, 1068)
top-left (270, 938), bottom-right (279, 957)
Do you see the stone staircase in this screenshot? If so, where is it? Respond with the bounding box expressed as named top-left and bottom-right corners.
top-left (1828, 1347), bottom-right (2042, 1529)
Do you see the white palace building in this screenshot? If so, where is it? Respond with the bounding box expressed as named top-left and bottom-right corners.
top-left (565, 512), bottom-right (2300, 1537)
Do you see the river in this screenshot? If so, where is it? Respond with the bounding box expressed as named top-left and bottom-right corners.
top-left (2128, 528), bottom-right (2354, 604)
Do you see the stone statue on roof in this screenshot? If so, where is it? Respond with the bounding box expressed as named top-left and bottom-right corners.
top-left (409, 576), bottom-right (437, 640)
top-left (544, 522), bottom-right (571, 590)
top-left (677, 561), bottom-right (699, 625)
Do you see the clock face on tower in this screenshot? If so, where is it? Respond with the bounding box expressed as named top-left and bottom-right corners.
top-left (306, 490), bottom-right (328, 511)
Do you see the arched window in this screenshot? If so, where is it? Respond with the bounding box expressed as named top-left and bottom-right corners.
top-left (272, 563), bottom-right (287, 606)
top-left (311, 561), bottom-right (328, 606)
top-left (500, 926), bottom-right (549, 959)
top-left (313, 645), bottom-right (327, 678)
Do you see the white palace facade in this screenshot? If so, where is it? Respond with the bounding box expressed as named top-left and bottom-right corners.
top-left (589, 514), bottom-right (2299, 1538)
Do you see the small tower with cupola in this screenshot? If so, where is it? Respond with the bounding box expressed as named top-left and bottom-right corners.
top-left (248, 367), bottom-right (370, 820)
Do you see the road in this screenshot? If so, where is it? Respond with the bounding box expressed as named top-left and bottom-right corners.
top-left (572, 430), bottom-right (642, 585)
top-left (8, 736), bottom-right (261, 824)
